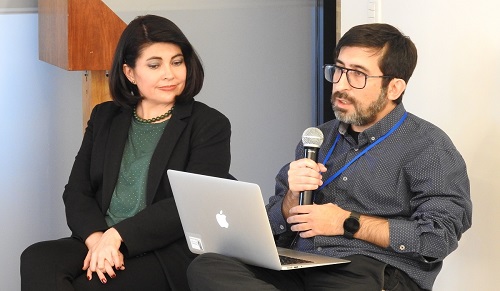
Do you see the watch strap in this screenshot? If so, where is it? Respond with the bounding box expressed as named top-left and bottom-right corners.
top-left (343, 211), bottom-right (360, 239)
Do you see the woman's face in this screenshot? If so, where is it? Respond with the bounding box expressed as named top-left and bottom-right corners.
top-left (123, 42), bottom-right (186, 106)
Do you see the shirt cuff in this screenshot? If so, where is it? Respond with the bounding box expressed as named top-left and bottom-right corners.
top-left (388, 218), bottom-right (419, 254)
top-left (267, 200), bottom-right (288, 235)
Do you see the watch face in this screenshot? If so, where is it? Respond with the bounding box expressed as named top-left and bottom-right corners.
top-left (344, 217), bottom-right (360, 233)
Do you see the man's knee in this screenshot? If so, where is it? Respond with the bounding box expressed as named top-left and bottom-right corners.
top-left (188, 253), bottom-right (221, 290)
top-left (188, 253), bottom-right (220, 278)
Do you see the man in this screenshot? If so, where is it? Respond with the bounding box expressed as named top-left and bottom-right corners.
top-left (187, 23), bottom-right (472, 291)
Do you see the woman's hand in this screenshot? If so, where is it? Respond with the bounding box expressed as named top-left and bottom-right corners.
top-left (83, 228), bottom-right (125, 284)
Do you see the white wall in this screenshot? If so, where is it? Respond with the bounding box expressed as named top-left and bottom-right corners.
top-left (104, 0), bottom-right (317, 197)
top-left (342, 1), bottom-right (499, 290)
top-left (0, 13), bottom-right (82, 290)
top-left (1, 1), bottom-right (316, 289)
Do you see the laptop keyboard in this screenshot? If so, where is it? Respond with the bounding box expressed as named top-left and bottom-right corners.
top-left (279, 255), bottom-right (313, 265)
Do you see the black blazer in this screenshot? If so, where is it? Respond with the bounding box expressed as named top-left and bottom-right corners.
top-left (62, 100), bottom-right (231, 289)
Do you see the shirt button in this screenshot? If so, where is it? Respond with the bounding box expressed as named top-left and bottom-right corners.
top-left (317, 247), bottom-right (322, 251)
top-left (370, 136), bottom-right (376, 141)
top-left (279, 225), bottom-right (285, 230)
top-left (354, 148), bottom-right (359, 152)
top-left (399, 245), bottom-right (406, 251)
top-left (342, 176), bottom-right (348, 181)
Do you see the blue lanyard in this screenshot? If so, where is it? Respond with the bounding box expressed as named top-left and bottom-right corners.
top-left (318, 112), bottom-right (408, 191)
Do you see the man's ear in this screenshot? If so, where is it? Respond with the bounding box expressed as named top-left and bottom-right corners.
top-left (387, 78), bottom-right (407, 101)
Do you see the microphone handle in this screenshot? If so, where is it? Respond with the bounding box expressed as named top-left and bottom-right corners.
top-left (299, 147), bottom-right (319, 205)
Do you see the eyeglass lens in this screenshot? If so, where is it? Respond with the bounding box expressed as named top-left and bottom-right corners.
top-left (324, 65), bottom-right (366, 89)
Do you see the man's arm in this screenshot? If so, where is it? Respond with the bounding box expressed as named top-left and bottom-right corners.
top-left (281, 190), bottom-right (298, 220)
top-left (355, 214), bottom-right (389, 248)
top-left (287, 203), bottom-right (390, 248)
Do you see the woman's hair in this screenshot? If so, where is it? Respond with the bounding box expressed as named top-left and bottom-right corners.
top-left (109, 15), bottom-right (204, 107)
top-left (335, 23), bottom-right (418, 103)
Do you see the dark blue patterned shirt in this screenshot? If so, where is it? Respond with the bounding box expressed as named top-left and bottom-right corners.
top-left (266, 103), bottom-right (472, 290)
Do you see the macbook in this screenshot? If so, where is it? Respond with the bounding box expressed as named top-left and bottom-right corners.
top-left (167, 170), bottom-right (350, 270)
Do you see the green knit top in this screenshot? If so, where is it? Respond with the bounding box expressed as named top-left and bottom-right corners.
top-left (105, 118), bottom-right (168, 226)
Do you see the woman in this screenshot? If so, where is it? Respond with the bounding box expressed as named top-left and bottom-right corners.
top-left (21, 15), bottom-right (231, 290)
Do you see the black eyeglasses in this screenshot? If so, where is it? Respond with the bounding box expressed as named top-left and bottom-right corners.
top-left (324, 64), bottom-right (394, 89)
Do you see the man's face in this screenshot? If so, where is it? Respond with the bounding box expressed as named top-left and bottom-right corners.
top-left (331, 46), bottom-right (394, 131)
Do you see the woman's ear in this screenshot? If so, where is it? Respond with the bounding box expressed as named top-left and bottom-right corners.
top-left (387, 78), bottom-right (407, 101)
top-left (123, 64), bottom-right (136, 84)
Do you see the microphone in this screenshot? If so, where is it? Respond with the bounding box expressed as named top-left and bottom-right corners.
top-left (298, 127), bottom-right (324, 205)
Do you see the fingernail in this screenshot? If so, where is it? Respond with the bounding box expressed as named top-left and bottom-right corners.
top-left (101, 278), bottom-right (107, 284)
top-left (87, 276), bottom-right (91, 281)
top-left (111, 274), bottom-right (116, 278)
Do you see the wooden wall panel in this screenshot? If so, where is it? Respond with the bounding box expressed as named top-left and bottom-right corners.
top-left (82, 71), bottom-right (112, 129)
top-left (38, 0), bottom-right (126, 71)
top-left (39, 0), bottom-right (124, 127)
top-left (38, 0), bottom-right (69, 69)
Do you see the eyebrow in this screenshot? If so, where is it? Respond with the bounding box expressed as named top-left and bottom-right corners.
top-left (335, 59), bottom-right (370, 73)
top-left (146, 53), bottom-right (184, 62)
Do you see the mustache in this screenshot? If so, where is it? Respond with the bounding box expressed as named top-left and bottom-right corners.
top-left (331, 91), bottom-right (354, 104)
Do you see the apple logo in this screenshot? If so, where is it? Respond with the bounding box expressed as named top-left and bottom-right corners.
top-left (216, 210), bottom-right (229, 228)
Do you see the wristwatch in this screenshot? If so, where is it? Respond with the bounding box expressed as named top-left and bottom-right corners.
top-left (343, 211), bottom-right (360, 239)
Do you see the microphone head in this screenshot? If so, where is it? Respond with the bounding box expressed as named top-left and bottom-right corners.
top-left (302, 127), bottom-right (324, 148)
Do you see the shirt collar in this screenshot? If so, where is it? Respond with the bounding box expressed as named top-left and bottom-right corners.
top-left (338, 103), bottom-right (407, 146)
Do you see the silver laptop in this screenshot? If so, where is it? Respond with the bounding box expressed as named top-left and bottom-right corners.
top-left (167, 170), bottom-right (350, 270)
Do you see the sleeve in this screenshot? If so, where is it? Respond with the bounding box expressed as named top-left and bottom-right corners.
top-left (266, 140), bottom-right (304, 246)
top-left (62, 104), bottom-right (110, 242)
top-left (388, 144), bottom-right (472, 262)
top-left (182, 108), bottom-right (231, 178)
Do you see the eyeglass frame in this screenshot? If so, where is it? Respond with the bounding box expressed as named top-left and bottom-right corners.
top-left (323, 64), bottom-right (394, 89)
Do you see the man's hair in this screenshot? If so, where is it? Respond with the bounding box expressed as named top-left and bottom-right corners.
top-left (335, 23), bottom-right (418, 103)
top-left (109, 15), bottom-right (204, 108)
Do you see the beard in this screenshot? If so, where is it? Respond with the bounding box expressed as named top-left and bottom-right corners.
top-left (331, 87), bottom-right (388, 126)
